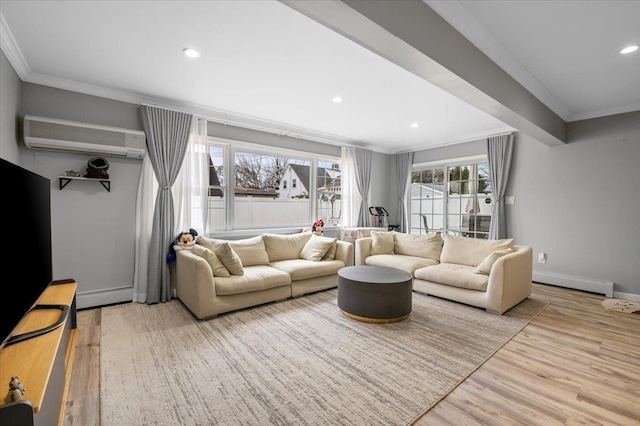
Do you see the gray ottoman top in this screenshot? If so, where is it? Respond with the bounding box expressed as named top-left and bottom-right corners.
top-left (338, 265), bottom-right (412, 284)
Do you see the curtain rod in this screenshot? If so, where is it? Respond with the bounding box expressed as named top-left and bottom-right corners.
top-left (395, 131), bottom-right (515, 155)
top-left (140, 102), bottom-right (359, 149)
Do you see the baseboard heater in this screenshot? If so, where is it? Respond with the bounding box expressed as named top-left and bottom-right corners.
top-left (533, 271), bottom-right (614, 297)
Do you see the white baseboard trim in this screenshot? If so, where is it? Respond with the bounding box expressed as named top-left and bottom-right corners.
top-left (76, 286), bottom-right (133, 309)
top-left (533, 271), bottom-right (614, 297)
top-left (613, 291), bottom-right (640, 302)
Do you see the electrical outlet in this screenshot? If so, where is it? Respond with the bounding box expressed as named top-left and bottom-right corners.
top-left (505, 196), bottom-right (515, 205)
top-left (538, 252), bottom-right (546, 264)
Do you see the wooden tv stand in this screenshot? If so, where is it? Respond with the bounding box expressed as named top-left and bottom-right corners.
top-left (0, 280), bottom-right (77, 426)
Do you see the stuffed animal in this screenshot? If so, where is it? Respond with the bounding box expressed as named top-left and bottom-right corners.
top-left (166, 228), bottom-right (198, 263)
top-left (312, 219), bottom-right (324, 236)
top-left (5, 376), bottom-right (25, 403)
top-left (176, 229), bottom-right (198, 248)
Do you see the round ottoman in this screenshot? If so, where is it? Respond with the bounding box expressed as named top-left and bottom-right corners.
top-left (337, 265), bottom-right (413, 323)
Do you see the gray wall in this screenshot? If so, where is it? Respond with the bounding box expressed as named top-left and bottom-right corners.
top-left (0, 50), bottom-right (21, 162)
top-left (508, 112), bottom-right (640, 297)
top-left (18, 83), bottom-right (144, 309)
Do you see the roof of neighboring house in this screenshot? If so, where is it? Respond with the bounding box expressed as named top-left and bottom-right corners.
top-left (289, 164), bottom-right (340, 191)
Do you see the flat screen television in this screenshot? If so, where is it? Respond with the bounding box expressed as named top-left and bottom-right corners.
top-left (0, 157), bottom-right (53, 349)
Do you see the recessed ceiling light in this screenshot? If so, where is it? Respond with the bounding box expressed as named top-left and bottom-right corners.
top-left (411, 123), bottom-right (419, 128)
top-left (183, 48), bottom-right (200, 58)
top-left (620, 44), bottom-right (638, 54)
top-left (332, 96), bottom-right (343, 103)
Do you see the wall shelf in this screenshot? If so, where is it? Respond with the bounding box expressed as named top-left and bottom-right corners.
top-left (58, 176), bottom-right (110, 192)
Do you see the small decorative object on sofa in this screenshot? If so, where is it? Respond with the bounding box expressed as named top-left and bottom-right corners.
top-left (167, 228), bottom-right (199, 263)
top-left (5, 376), bottom-right (26, 403)
top-left (312, 219), bottom-right (324, 236)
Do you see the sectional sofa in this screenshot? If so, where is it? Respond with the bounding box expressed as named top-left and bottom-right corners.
top-left (175, 232), bottom-right (354, 319)
top-left (355, 232), bottom-right (533, 314)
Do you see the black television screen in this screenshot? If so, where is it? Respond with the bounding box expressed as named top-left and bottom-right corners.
top-left (0, 158), bottom-right (53, 348)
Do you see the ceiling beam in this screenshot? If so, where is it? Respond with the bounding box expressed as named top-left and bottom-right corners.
top-left (281, 0), bottom-right (566, 147)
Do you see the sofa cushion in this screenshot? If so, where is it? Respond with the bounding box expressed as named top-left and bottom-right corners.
top-left (270, 259), bottom-right (344, 281)
top-left (440, 235), bottom-right (514, 267)
top-left (473, 248), bottom-right (514, 275)
top-left (198, 238), bottom-right (244, 275)
top-left (322, 240), bottom-right (338, 261)
top-left (415, 263), bottom-right (489, 291)
top-left (300, 234), bottom-right (337, 261)
top-left (228, 235), bottom-right (269, 266)
top-left (365, 254), bottom-right (438, 275)
top-left (393, 232), bottom-right (443, 260)
top-left (191, 244), bottom-right (230, 277)
top-left (214, 265), bottom-right (291, 296)
top-left (370, 231), bottom-right (395, 255)
top-left (263, 233), bottom-right (312, 262)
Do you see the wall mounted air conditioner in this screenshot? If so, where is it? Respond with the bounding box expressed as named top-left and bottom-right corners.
top-left (23, 115), bottom-right (146, 159)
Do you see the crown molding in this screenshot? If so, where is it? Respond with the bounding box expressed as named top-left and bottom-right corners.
top-left (569, 103), bottom-right (640, 122)
top-left (0, 11), bottom-right (30, 79)
top-left (392, 125), bottom-right (514, 154)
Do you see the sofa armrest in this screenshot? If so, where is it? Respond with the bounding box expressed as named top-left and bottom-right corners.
top-left (486, 245), bottom-right (533, 314)
top-left (354, 237), bottom-right (373, 266)
top-left (335, 240), bottom-right (354, 267)
top-left (175, 250), bottom-right (217, 319)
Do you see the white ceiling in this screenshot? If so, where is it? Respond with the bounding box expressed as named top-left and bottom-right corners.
top-left (1, 1), bottom-right (638, 154)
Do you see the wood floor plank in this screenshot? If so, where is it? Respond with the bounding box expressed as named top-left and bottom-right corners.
top-left (63, 309), bottom-right (101, 426)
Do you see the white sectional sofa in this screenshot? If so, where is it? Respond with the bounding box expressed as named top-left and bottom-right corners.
top-left (175, 232), bottom-right (354, 319)
top-left (355, 232), bottom-right (532, 314)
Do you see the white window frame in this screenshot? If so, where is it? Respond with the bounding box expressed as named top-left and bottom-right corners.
top-left (411, 154), bottom-right (490, 237)
top-left (206, 136), bottom-right (341, 238)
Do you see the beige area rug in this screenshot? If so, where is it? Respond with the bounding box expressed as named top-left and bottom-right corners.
top-left (100, 290), bottom-right (547, 426)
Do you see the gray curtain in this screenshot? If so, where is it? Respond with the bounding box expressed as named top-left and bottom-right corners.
top-left (354, 147), bottom-right (373, 227)
top-left (395, 152), bottom-right (414, 232)
top-left (487, 133), bottom-right (514, 239)
top-left (142, 105), bottom-right (194, 304)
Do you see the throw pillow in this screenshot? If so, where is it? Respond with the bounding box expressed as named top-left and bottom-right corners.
top-left (441, 235), bottom-right (514, 267)
top-left (473, 248), bottom-right (514, 274)
top-left (191, 244), bottom-right (231, 277)
top-left (300, 234), bottom-right (337, 261)
top-left (262, 232), bottom-right (312, 262)
top-left (228, 235), bottom-right (269, 266)
top-left (393, 232), bottom-right (443, 260)
top-left (322, 240), bottom-right (338, 261)
top-left (370, 231), bottom-right (394, 255)
top-left (198, 237), bottom-right (244, 275)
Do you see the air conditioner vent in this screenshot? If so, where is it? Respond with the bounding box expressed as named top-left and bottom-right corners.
top-left (23, 115), bottom-right (146, 159)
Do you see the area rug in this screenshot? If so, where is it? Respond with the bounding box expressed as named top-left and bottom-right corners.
top-left (100, 290), bottom-right (547, 426)
top-left (601, 298), bottom-right (640, 314)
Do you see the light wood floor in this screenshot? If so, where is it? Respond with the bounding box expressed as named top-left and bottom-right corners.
top-left (63, 283), bottom-right (640, 425)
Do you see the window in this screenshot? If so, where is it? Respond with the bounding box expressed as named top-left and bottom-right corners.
top-left (204, 138), bottom-right (341, 233)
top-left (410, 158), bottom-right (492, 239)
